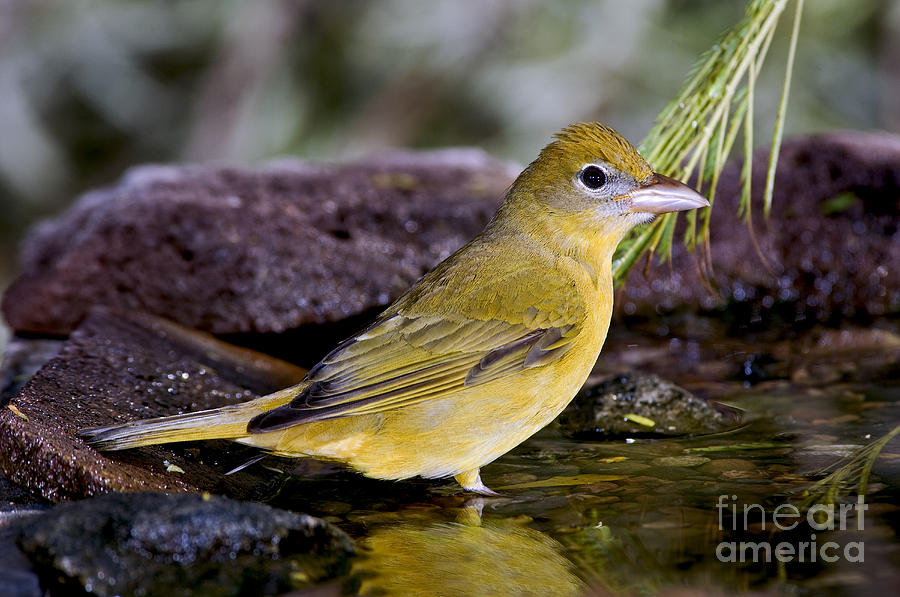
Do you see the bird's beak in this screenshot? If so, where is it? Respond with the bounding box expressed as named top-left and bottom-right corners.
top-left (626, 173), bottom-right (710, 214)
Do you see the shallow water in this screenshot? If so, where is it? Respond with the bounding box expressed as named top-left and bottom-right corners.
top-left (256, 378), bottom-right (900, 596)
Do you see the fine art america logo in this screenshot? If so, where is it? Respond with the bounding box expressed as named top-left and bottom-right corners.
top-left (715, 494), bottom-right (866, 563)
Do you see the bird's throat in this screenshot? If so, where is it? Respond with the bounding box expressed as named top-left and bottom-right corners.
top-left (488, 200), bottom-right (627, 287)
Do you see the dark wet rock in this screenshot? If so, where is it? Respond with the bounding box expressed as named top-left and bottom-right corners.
top-left (0, 470), bottom-right (47, 511)
top-left (2, 150), bottom-right (516, 339)
top-left (622, 130), bottom-right (900, 328)
top-left (0, 510), bottom-right (47, 597)
top-left (0, 538), bottom-right (42, 597)
top-left (558, 372), bottom-right (738, 438)
top-left (0, 309), bottom-right (306, 502)
top-left (13, 492), bottom-right (355, 597)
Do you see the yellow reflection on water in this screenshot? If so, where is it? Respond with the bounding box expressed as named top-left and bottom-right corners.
top-left (354, 515), bottom-right (584, 597)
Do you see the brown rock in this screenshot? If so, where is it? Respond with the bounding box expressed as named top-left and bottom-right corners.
top-left (0, 309), bottom-right (306, 502)
top-left (621, 131), bottom-right (900, 326)
top-left (2, 150), bottom-right (516, 337)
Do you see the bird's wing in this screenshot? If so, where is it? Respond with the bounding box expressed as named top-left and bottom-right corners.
top-left (248, 269), bottom-right (584, 432)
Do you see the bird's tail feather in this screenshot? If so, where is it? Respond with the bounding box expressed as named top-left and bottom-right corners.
top-left (79, 385), bottom-right (301, 451)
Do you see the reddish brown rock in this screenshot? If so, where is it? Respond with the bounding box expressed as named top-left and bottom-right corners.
top-left (621, 130), bottom-right (900, 328)
top-left (0, 309), bottom-right (306, 502)
top-left (2, 150), bottom-right (516, 337)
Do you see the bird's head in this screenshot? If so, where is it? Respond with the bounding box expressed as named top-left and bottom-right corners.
top-left (497, 122), bottom-right (709, 248)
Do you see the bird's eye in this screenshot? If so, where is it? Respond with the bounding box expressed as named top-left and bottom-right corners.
top-left (579, 165), bottom-right (606, 190)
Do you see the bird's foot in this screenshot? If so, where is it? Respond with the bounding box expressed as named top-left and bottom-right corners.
top-left (454, 469), bottom-right (505, 497)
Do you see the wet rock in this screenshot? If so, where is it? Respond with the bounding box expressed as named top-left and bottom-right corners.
top-left (13, 492), bottom-right (355, 597)
top-left (0, 309), bottom-right (306, 502)
top-left (622, 131), bottom-right (900, 328)
top-left (2, 150), bottom-right (516, 340)
top-left (0, 470), bottom-right (46, 511)
top-left (558, 372), bottom-right (738, 438)
top-left (0, 539), bottom-right (42, 597)
top-left (0, 510), bottom-right (47, 597)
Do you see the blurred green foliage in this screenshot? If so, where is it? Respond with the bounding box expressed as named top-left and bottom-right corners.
top-left (0, 0), bottom-right (896, 296)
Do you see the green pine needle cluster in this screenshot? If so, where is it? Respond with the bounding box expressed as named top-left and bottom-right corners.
top-left (613, 0), bottom-right (805, 282)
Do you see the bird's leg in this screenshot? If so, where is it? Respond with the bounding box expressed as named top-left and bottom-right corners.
top-left (454, 469), bottom-right (501, 496)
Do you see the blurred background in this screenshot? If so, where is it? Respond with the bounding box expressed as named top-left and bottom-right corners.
top-left (1, 0), bottom-right (898, 350)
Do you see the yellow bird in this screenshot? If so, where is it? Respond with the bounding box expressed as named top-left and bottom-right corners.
top-left (80, 122), bottom-right (708, 495)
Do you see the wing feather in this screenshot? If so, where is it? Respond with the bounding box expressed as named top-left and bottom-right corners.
top-left (248, 258), bottom-right (587, 433)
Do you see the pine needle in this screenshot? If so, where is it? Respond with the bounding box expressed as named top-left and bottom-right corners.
top-left (764, 0), bottom-right (804, 217)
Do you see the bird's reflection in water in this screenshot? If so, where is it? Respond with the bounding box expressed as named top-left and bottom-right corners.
top-left (353, 505), bottom-right (584, 597)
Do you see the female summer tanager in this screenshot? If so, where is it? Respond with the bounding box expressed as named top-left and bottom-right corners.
top-left (82, 122), bottom-right (708, 495)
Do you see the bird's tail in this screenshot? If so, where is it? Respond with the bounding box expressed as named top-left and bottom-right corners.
top-left (78, 385), bottom-right (301, 451)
